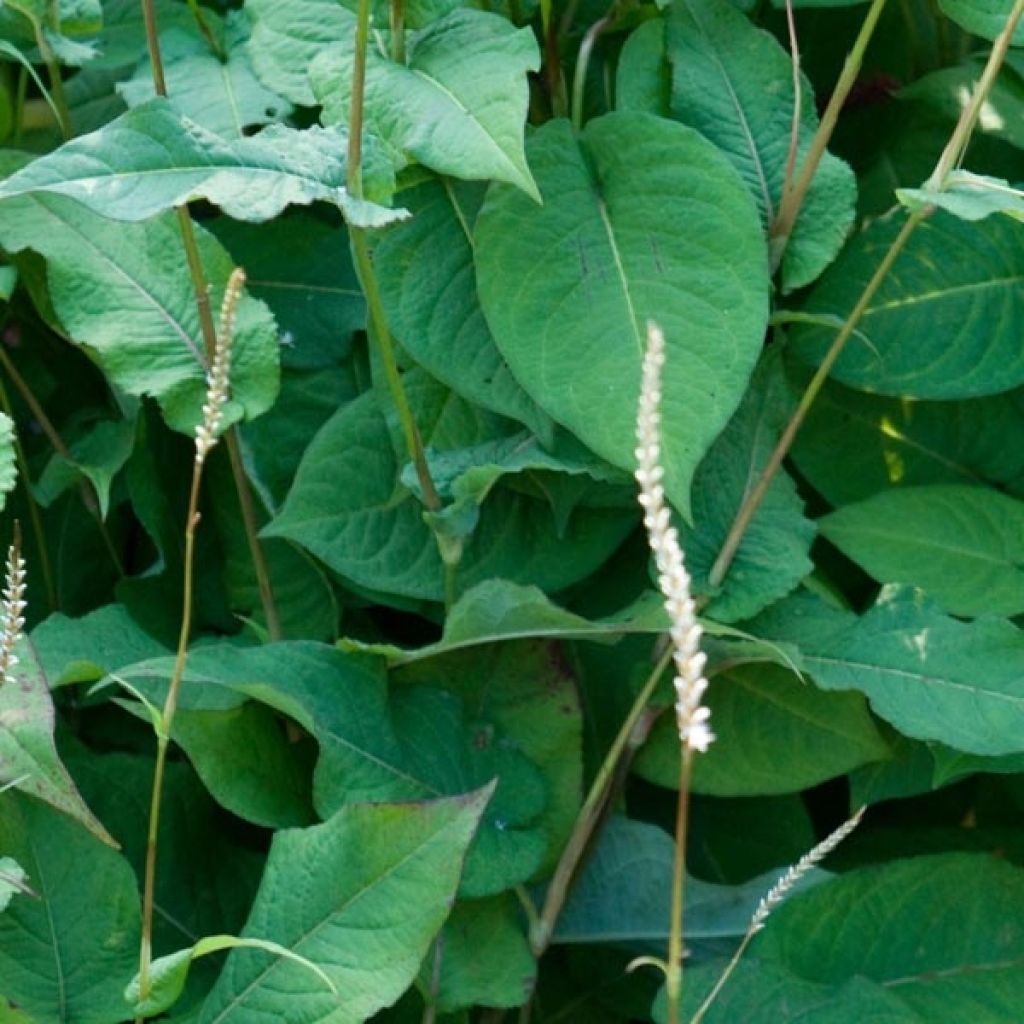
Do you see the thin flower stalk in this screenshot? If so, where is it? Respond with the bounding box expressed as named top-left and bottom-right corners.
top-left (690, 806), bottom-right (866, 1023)
top-left (635, 321), bottom-right (712, 1024)
top-left (0, 532), bottom-right (26, 684)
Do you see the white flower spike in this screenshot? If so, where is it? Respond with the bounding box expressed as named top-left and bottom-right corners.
top-left (0, 529), bottom-right (26, 685)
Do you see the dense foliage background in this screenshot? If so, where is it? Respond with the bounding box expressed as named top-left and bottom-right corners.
top-left (1, 0), bottom-right (1024, 1020)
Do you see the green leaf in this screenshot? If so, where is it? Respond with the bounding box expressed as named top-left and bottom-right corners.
top-left (787, 370), bottom-right (1024, 507)
top-left (311, 9), bottom-right (540, 198)
top-left (750, 588), bottom-right (1024, 756)
top-left (118, 13), bottom-right (293, 138)
top-left (126, 934), bottom-right (336, 1018)
top-left (789, 210), bottom-right (1024, 399)
top-left (475, 112), bottom-right (768, 519)
top-left (0, 636), bottom-right (116, 845)
top-left (616, 19), bottom-right (670, 116)
top-left (939, 0), bottom-right (1024, 43)
top-left (170, 703), bottom-right (315, 828)
top-left (265, 378), bottom-right (635, 602)
top-left (552, 815), bottom-right (828, 944)
top-left (196, 788), bottom-right (492, 1023)
top-left (246, 0), bottom-right (353, 105)
top-left (0, 199), bottom-right (279, 434)
top-left (664, 0), bottom-right (856, 291)
top-left (819, 484), bottom-right (1024, 617)
top-left (421, 896), bottom-right (535, 1012)
top-left (899, 171), bottom-right (1024, 224)
top-left (697, 854), bottom-right (1024, 1023)
top-left (0, 98), bottom-right (402, 227)
top-left (0, 857), bottom-right (31, 913)
top-left (634, 663), bottom-right (889, 797)
top-left (681, 349), bottom-right (815, 622)
top-left (0, 792), bottom-right (140, 1023)
top-left (370, 177), bottom-right (549, 434)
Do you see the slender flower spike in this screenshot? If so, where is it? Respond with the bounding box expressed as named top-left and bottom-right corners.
top-left (635, 321), bottom-right (713, 753)
top-left (195, 268), bottom-right (245, 464)
top-left (0, 532), bottom-right (26, 685)
top-left (750, 805), bottom-right (866, 932)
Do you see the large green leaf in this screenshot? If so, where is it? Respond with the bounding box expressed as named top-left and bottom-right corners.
top-left (0, 99), bottom-right (401, 227)
top-left (750, 588), bottom-right (1024, 756)
top-left (676, 854), bottom-right (1024, 1023)
top-left (0, 636), bottom-right (115, 845)
top-left (0, 197), bottom-right (279, 434)
top-left (634, 663), bottom-right (889, 796)
top-left (0, 792), bottom-right (139, 1023)
top-left (265, 377), bottom-right (635, 602)
top-left (819, 484), bottom-right (1024, 617)
top-left (475, 112), bottom-right (768, 519)
top-left (311, 9), bottom-right (539, 198)
top-left (370, 177), bottom-right (548, 434)
top-left (788, 372), bottom-right (1024, 507)
top-left (681, 349), bottom-right (815, 622)
top-left (789, 210), bottom-right (1024, 399)
top-left (665, 0), bottom-right (856, 291)
top-left (246, 0), bottom-right (353, 105)
top-left (119, 13), bottom-right (293, 138)
top-left (196, 789), bottom-right (490, 1023)
top-left (939, 0), bottom-right (1024, 43)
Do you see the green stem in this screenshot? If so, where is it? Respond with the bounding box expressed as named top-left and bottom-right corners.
top-left (390, 0), bottom-right (406, 64)
top-left (531, 644), bottom-right (673, 956)
top-left (688, 929), bottom-right (757, 1024)
top-left (769, 0), bottom-right (888, 269)
top-left (137, 464), bottom-right (202, 1013)
top-left (710, 209), bottom-right (924, 590)
top-left (13, 66), bottom-right (27, 144)
top-left (138, 0), bottom-right (282, 639)
top-left (29, 19), bottom-right (70, 139)
top-left (346, 0), bottom-right (441, 513)
top-left (781, 0), bottom-right (801, 200)
top-left (664, 748), bottom-right (694, 1024)
top-left (184, 0), bottom-right (225, 61)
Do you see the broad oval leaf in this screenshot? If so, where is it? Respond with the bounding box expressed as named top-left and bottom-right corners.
top-left (475, 112), bottom-right (769, 518)
top-left (665, 0), bottom-right (856, 291)
top-left (750, 589), bottom-right (1024, 756)
top-left (0, 98), bottom-right (402, 227)
top-left (789, 210), bottom-right (1024, 399)
top-left (312, 9), bottom-right (540, 198)
top-left (820, 484), bottom-right (1024, 617)
top-left (196, 789), bottom-right (491, 1023)
top-left (939, 0), bottom-right (1024, 43)
top-left (634, 663), bottom-right (888, 797)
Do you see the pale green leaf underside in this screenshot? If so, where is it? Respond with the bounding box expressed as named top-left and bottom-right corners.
top-left (820, 484), bottom-right (1024, 617)
top-left (751, 589), bottom-right (1024, 756)
top-left (0, 98), bottom-right (402, 227)
top-left (474, 112), bottom-right (769, 520)
top-left (790, 211), bottom-right (1024, 399)
top-left (197, 790), bottom-right (490, 1023)
top-left (311, 9), bottom-right (539, 198)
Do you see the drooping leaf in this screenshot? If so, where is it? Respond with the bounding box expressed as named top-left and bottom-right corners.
top-left (664, 0), bottom-right (856, 291)
top-left (246, 0), bottom-right (353, 105)
top-left (265, 377), bottom-right (636, 602)
top-left (370, 177), bottom-right (549, 434)
top-left (819, 484), bottom-right (1024, 617)
top-left (787, 370), bottom-right (1024, 507)
top-left (789, 210), bottom-right (1024, 399)
top-left (0, 197), bottom-right (279, 434)
top-left (475, 112), bottom-right (769, 519)
top-left (634, 663), bottom-right (889, 796)
top-left (750, 588), bottom-right (1024, 756)
top-left (0, 636), bottom-right (116, 845)
top-left (118, 13), bottom-right (293, 138)
top-left (311, 9), bottom-right (540, 198)
top-left (680, 348), bottom-right (815, 622)
top-left (0, 98), bottom-right (402, 227)
top-left (196, 788), bottom-right (491, 1023)
top-left (899, 171), bottom-right (1024, 223)
top-left (0, 792), bottom-right (140, 1023)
